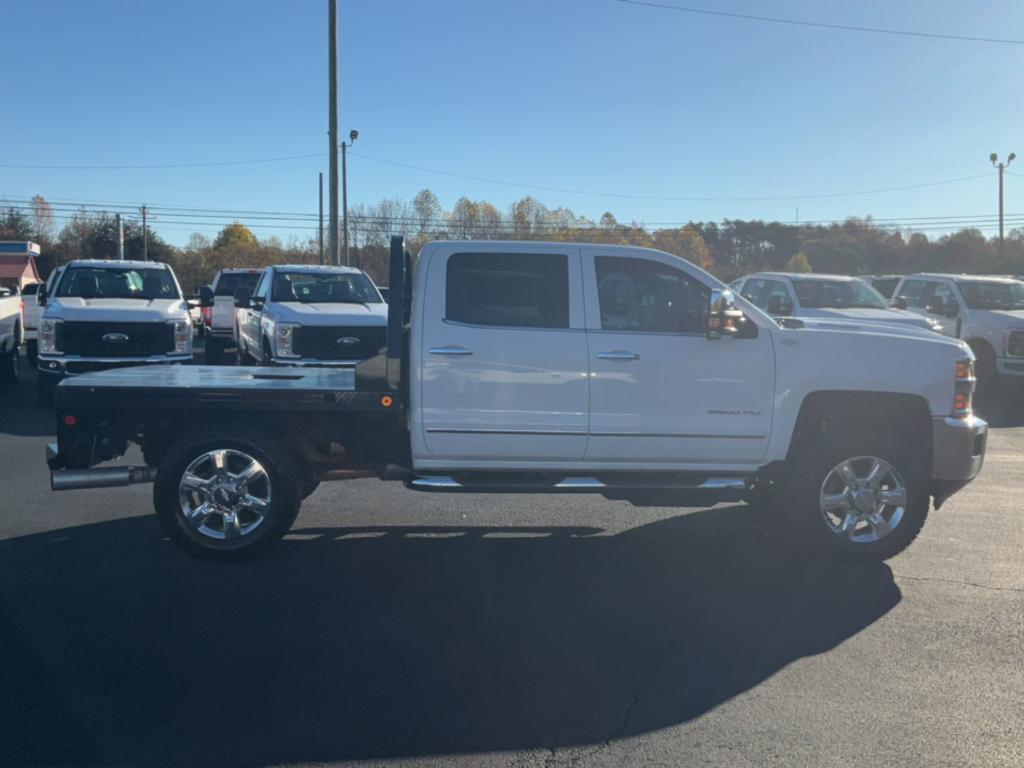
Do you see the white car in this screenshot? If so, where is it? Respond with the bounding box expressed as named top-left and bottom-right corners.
top-left (731, 272), bottom-right (938, 332)
top-left (234, 264), bottom-right (387, 366)
top-left (891, 273), bottom-right (1024, 393)
top-left (0, 284), bottom-right (23, 385)
top-left (36, 260), bottom-right (193, 404)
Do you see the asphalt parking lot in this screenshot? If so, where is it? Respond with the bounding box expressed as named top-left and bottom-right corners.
top-left (2, 360), bottom-right (1023, 768)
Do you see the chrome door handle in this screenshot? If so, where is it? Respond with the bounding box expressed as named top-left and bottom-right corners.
top-left (597, 350), bottom-right (640, 360)
top-left (429, 345), bottom-right (473, 356)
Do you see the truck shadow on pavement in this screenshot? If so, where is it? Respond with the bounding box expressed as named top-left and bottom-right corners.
top-left (1, 505), bottom-right (899, 768)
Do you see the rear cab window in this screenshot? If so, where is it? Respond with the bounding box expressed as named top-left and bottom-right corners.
top-left (445, 252), bottom-right (569, 328)
top-left (213, 272), bottom-right (262, 296)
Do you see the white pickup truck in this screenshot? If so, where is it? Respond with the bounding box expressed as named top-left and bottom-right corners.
top-left (45, 238), bottom-right (987, 562)
top-left (890, 273), bottom-right (1024, 395)
top-left (731, 272), bottom-right (939, 332)
top-left (0, 285), bottom-right (23, 385)
top-left (35, 260), bottom-right (194, 404)
top-left (22, 267), bottom-right (64, 366)
top-left (197, 268), bottom-right (263, 364)
top-left (233, 264), bottom-right (387, 366)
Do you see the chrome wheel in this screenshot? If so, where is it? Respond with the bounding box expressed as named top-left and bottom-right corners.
top-left (819, 456), bottom-right (907, 544)
top-left (177, 448), bottom-right (272, 541)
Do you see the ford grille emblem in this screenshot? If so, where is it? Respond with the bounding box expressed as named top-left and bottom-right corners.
top-left (337, 336), bottom-right (360, 346)
top-left (102, 333), bottom-right (130, 344)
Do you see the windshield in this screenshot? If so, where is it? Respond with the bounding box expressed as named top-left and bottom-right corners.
top-left (958, 281), bottom-right (1024, 310)
top-left (271, 271), bottom-right (382, 304)
top-left (214, 272), bottom-right (261, 296)
top-left (56, 266), bottom-right (180, 300)
top-left (792, 279), bottom-right (887, 309)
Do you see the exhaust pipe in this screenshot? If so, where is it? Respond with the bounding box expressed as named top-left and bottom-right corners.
top-left (51, 466), bottom-right (157, 491)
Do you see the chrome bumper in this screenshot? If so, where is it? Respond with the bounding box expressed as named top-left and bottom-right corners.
top-left (932, 416), bottom-right (987, 482)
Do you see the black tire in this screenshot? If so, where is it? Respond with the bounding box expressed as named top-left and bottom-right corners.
top-left (969, 340), bottom-right (997, 398)
top-left (0, 344), bottom-right (19, 386)
top-left (153, 426), bottom-right (302, 560)
top-left (204, 338), bottom-right (223, 365)
top-left (784, 429), bottom-right (929, 560)
top-left (25, 339), bottom-right (37, 367)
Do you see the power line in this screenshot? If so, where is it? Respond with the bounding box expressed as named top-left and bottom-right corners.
top-left (349, 151), bottom-right (995, 202)
top-left (0, 152), bottom-right (325, 171)
top-left (618, 0), bottom-right (1024, 45)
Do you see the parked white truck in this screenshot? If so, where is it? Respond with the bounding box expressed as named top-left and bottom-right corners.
top-left (0, 285), bottom-right (23, 385)
top-left (45, 238), bottom-right (986, 562)
top-left (891, 273), bottom-right (1024, 394)
top-left (36, 260), bottom-right (194, 404)
top-left (22, 267), bottom-right (64, 366)
top-left (197, 268), bottom-right (263, 364)
top-left (731, 272), bottom-right (939, 332)
top-left (233, 264), bottom-right (387, 366)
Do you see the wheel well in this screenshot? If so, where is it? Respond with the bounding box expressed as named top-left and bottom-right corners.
top-left (787, 391), bottom-right (932, 463)
top-left (965, 337), bottom-right (995, 358)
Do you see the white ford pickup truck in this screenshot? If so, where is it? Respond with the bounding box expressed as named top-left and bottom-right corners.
top-left (197, 268), bottom-right (263, 364)
top-left (35, 260), bottom-right (194, 404)
top-left (45, 238), bottom-right (986, 562)
top-left (891, 273), bottom-right (1024, 394)
top-left (233, 264), bottom-right (387, 367)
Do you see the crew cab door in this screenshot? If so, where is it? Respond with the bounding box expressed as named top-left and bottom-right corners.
top-left (417, 245), bottom-right (589, 461)
top-left (582, 250), bottom-right (774, 466)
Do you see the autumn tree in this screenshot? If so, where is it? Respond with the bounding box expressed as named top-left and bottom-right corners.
top-left (785, 252), bottom-right (813, 273)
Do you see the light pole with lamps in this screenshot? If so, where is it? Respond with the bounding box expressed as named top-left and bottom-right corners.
top-left (342, 129), bottom-right (358, 266)
top-left (991, 152), bottom-right (1016, 269)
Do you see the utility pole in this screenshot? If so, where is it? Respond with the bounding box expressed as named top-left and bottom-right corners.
top-left (327, 0), bottom-right (340, 266)
top-left (991, 152), bottom-right (1017, 270)
top-left (318, 172), bottom-right (325, 265)
top-left (140, 205), bottom-right (148, 261)
top-left (342, 129), bottom-right (358, 266)
top-left (116, 213), bottom-right (125, 260)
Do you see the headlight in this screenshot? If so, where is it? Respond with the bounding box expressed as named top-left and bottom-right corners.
top-left (1006, 329), bottom-right (1024, 357)
top-left (172, 319), bottom-right (192, 354)
top-left (953, 358), bottom-right (975, 417)
top-left (40, 319), bottom-right (62, 355)
top-left (274, 323), bottom-right (300, 358)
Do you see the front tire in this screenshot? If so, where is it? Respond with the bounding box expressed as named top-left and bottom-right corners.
top-left (785, 431), bottom-right (929, 560)
top-left (0, 343), bottom-right (19, 385)
top-left (154, 427), bottom-right (302, 560)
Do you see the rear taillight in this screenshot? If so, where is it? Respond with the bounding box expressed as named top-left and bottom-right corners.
top-left (202, 306), bottom-right (213, 326)
top-left (954, 358), bottom-right (975, 417)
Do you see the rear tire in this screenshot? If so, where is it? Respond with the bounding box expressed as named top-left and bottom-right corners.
top-left (784, 429), bottom-right (929, 560)
top-left (154, 426), bottom-right (302, 560)
top-left (969, 341), bottom-right (998, 398)
top-left (25, 339), bottom-right (37, 366)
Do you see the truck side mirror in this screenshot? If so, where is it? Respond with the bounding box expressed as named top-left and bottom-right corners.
top-left (893, 296), bottom-right (908, 310)
top-left (233, 286), bottom-right (251, 309)
top-left (199, 285), bottom-right (215, 308)
top-left (37, 284), bottom-right (47, 306)
top-left (706, 288), bottom-right (743, 339)
top-left (925, 296), bottom-right (945, 315)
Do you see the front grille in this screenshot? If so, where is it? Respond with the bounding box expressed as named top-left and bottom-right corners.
top-left (59, 322), bottom-right (174, 357)
top-left (293, 325), bottom-right (386, 361)
top-left (1008, 330), bottom-right (1024, 357)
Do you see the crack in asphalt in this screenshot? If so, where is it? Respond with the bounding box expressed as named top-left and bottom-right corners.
top-left (894, 572), bottom-right (1024, 594)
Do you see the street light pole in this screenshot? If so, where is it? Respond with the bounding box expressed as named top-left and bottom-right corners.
top-left (342, 129), bottom-right (358, 266)
top-left (327, 0), bottom-right (340, 266)
top-left (318, 172), bottom-right (324, 265)
top-left (991, 152), bottom-right (1017, 270)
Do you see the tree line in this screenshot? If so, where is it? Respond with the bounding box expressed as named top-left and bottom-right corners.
top-left (3, 191), bottom-right (1023, 291)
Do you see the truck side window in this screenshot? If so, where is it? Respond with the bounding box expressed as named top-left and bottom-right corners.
top-left (896, 279), bottom-right (929, 308)
top-left (252, 271), bottom-right (270, 300)
top-left (763, 280), bottom-right (794, 315)
top-left (446, 252), bottom-right (569, 329)
top-left (741, 279), bottom-right (767, 306)
top-left (596, 256), bottom-right (709, 334)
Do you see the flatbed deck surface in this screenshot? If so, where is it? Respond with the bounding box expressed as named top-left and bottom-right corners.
top-left (53, 365), bottom-right (389, 412)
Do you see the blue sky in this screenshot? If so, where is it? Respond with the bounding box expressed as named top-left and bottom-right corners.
top-left (3, 0), bottom-right (1024, 245)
